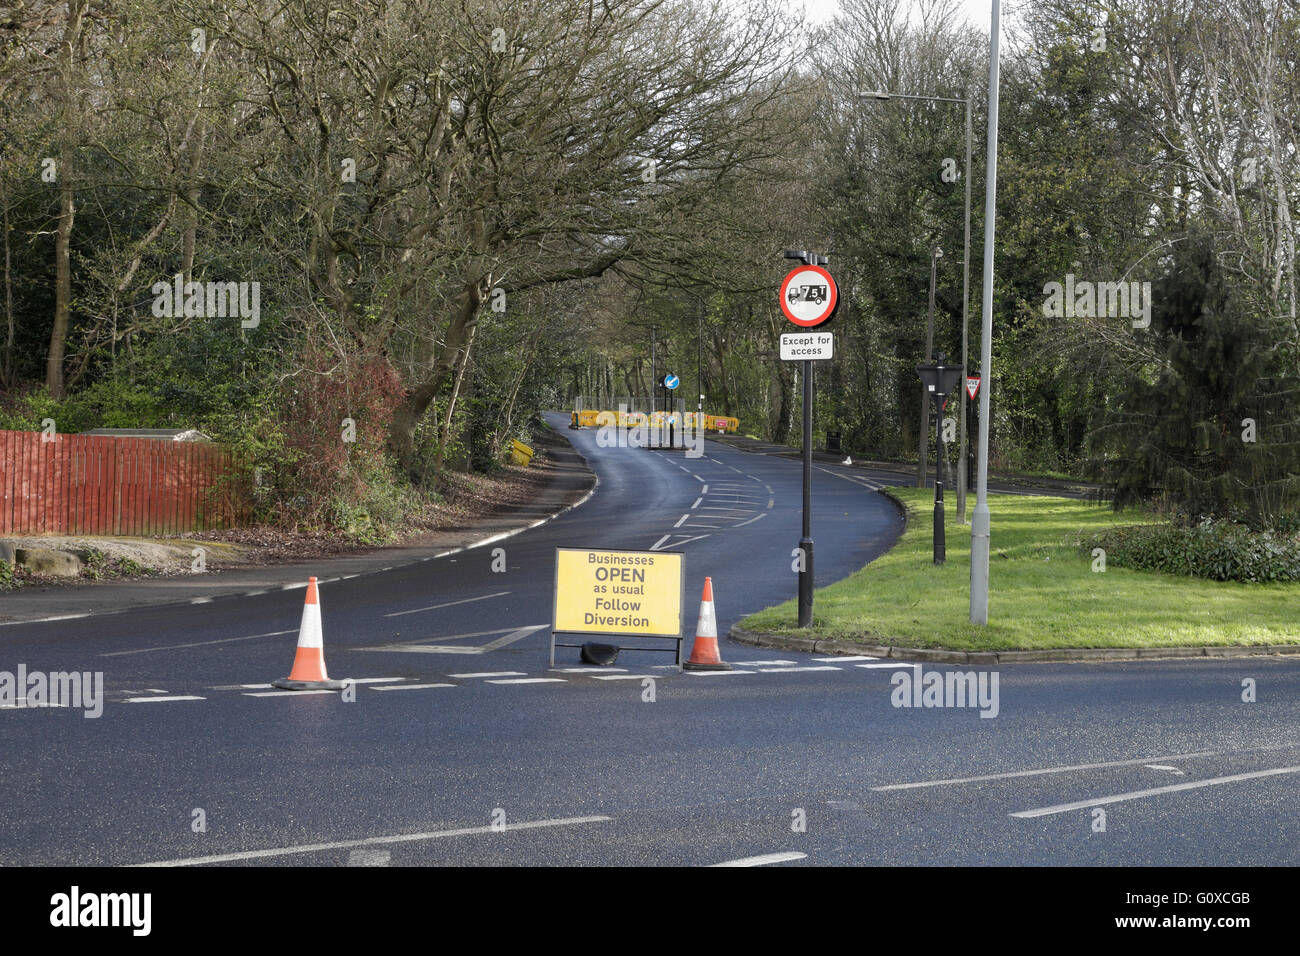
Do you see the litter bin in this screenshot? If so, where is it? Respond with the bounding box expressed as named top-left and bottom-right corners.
top-left (826, 430), bottom-right (842, 455)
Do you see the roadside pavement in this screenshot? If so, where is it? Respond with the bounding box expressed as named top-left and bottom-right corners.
top-left (0, 427), bottom-right (595, 626)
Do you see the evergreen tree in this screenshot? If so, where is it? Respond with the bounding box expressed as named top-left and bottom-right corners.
top-left (1095, 233), bottom-right (1300, 528)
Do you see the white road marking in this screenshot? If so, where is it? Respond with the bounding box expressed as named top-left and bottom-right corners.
top-left (345, 677), bottom-right (405, 685)
top-left (733, 513), bottom-right (767, 528)
top-left (124, 696), bottom-right (206, 703)
top-left (709, 851), bottom-right (806, 867)
top-left (102, 629), bottom-right (296, 657)
top-left (383, 591), bottom-right (511, 619)
top-left (684, 670), bottom-right (756, 676)
top-left (1144, 765), bottom-right (1185, 774)
top-left (857, 662), bottom-right (913, 669)
top-left (758, 665), bottom-right (841, 673)
top-left (367, 624), bottom-right (548, 656)
top-left (190, 597), bottom-right (212, 604)
top-left (690, 498), bottom-right (703, 509)
top-left (700, 485), bottom-right (708, 494)
top-left (692, 474), bottom-right (704, 482)
top-left (486, 678), bottom-right (566, 685)
top-left (369, 683), bottom-right (456, 691)
top-left (244, 689), bottom-right (337, 697)
top-left (674, 514), bottom-right (690, 527)
top-left (768, 498), bottom-right (775, 508)
top-left (871, 751), bottom-right (1221, 792)
top-left (1011, 765), bottom-right (1300, 818)
top-left (449, 671), bottom-right (527, 678)
top-left (550, 667), bottom-right (628, 673)
top-left (347, 849), bottom-right (391, 866)
top-left (131, 815), bottom-right (615, 866)
top-left (590, 674), bottom-right (655, 680)
top-left (732, 660), bottom-right (799, 666)
top-left (651, 533), bottom-right (711, 550)
top-left (813, 656), bottom-right (878, 662)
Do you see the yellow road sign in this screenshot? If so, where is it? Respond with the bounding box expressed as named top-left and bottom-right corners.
top-left (553, 548), bottom-right (682, 638)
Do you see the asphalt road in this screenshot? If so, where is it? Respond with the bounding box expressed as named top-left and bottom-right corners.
top-left (1, 414), bottom-right (1297, 867)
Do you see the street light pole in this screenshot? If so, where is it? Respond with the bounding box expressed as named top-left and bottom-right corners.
top-left (971, 0), bottom-right (1002, 626)
top-left (958, 92), bottom-right (972, 524)
top-left (860, 90), bottom-right (972, 509)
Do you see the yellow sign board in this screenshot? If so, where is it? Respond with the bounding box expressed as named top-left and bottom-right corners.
top-left (553, 548), bottom-right (682, 638)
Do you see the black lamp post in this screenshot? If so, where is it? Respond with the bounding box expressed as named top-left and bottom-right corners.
top-left (915, 352), bottom-right (964, 564)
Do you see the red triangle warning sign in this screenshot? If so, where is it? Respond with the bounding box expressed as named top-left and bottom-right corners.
top-left (965, 376), bottom-right (981, 400)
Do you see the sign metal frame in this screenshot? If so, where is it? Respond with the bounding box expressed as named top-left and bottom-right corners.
top-left (550, 547), bottom-right (686, 668)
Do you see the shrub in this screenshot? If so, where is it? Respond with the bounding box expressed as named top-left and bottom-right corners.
top-left (1088, 518), bottom-right (1300, 583)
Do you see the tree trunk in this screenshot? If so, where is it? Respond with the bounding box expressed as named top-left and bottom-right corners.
top-left (387, 280), bottom-right (485, 477)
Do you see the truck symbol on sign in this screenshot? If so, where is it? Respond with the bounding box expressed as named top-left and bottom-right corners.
top-left (787, 284), bottom-right (828, 305)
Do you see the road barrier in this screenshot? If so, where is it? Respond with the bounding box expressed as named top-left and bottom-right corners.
top-left (509, 439), bottom-right (535, 466)
top-left (568, 409), bottom-right (739, 432)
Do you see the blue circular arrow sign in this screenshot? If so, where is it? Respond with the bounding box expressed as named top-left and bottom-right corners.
top-left (663, 374), bottom-right (679, 389)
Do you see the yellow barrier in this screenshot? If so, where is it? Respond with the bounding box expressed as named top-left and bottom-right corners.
top-left (572, 410), bottom-right (739, 432)
top-left (509, 439), bottom-right (535, 466)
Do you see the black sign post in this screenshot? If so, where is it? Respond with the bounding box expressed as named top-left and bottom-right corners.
top-left (781, 251), bottom-right (838, 627)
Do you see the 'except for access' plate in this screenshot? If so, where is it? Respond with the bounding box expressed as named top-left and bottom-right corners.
top-left (779, 331), bottom-right (834, 361)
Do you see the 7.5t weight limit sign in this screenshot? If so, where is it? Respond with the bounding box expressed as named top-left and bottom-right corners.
top-left (780, 265), bottom-right (837, 327)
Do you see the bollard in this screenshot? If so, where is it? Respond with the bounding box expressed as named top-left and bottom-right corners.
top-left (933, 480), bottom-right (946, 565)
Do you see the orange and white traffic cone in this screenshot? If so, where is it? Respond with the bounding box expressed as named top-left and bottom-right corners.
top-left (683, 577), bottom-right (730, 671)
top-left (272, 577), bottom-right (347, 690)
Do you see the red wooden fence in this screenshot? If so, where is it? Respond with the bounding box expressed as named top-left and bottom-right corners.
top-left (0, 431), bottom-right (250, 536)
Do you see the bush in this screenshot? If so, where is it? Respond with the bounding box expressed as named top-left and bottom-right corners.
top-left (1088, 518), bottom-right (1300, 583)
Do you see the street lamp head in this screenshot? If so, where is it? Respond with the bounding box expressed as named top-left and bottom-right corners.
top-left (863, 91), bottom-right (891, 100)
top-left (934, 247), bottom-right (944, 259)
top-left (783, 249), bottom-right (807, 261)
top-left (814, 254), bottom-right (829, 266)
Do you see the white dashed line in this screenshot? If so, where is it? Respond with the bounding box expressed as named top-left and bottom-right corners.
top-left (684, 670), bottom-right (756, 676)
top-left (486, 678), bottom-right (567, 685)
top-left (872, 751), bottom-right (1220, 792)
top-left (674, 515), bottom-right (690, 527)
top-left (690, 498), bottom-right (703, 509)
top-left (1010, 766), bottom-right (1300, 818)
top-left (369, 683), bottom-right (456, 692)
top-left (589, 674), bottom-right (655, 680)
top-left (813, 656), bottom-right (878, 662)
top-left (244, 689), bottom-right (337, 697)
top-left (448, 671), bottom-right (527, 678)
top-left (384, 592), bottom-right (511, 619)
top-left (124, 695), bottom-right (206, 703)
top-left (709, 851), bottom-right (806, 867)
top-left (132, 816), bottom-right (615, 866)
top-left (550, 667), bottom-right (629, 674)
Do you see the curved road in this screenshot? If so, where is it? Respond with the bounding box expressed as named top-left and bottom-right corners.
top-left (1, 414), bottom-right (1297, 866)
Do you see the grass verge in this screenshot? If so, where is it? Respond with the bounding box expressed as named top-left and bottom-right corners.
top-left (739, 489), bottom-right (1300, 650)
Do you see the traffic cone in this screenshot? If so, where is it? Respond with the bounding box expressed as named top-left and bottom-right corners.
top-left (272, 577), bottom-right (348, 690)
top-left (683, 577), bottom-right (730, 671)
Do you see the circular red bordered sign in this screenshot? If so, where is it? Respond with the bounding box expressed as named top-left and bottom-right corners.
top-left (779, 265), bottom-right (837, 327)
